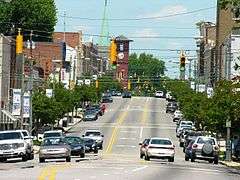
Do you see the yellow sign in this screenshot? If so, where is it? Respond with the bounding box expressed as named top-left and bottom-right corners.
top-left (16, 29), bottom-right (23, 54)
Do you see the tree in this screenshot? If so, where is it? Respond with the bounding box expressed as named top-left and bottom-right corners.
top-left (220, 0), bottom-right (240, 9)
top-left (0, 0), bottom-right (57, 40)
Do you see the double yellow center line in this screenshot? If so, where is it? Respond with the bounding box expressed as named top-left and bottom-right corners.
top-left (105, 105), bottom-right (129, 154)
top-left (38, 164), bottom-right (70, 180)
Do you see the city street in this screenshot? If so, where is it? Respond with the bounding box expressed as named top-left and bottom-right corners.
top-left (0, 97), bottom-right (239, 180)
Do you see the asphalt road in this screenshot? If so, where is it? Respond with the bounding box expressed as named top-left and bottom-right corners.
top-left (0, 97), bottom-right (239, 180)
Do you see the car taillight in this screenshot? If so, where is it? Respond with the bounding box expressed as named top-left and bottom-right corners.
top-left (192, 144), bottom-right (198, 149)
top-left (214, 146), bottom-right (219, 151)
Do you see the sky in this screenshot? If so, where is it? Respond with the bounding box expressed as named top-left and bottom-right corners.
top-left (54, 0), bottom-right (217, 78)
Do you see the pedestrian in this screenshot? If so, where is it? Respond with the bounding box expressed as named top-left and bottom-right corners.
top-left (102, 104), bottom-right (106, 113)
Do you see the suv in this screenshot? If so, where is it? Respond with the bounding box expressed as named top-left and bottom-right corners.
top-left (0, 130), bottom-right (34, 162)
top-left (185, 136), bottom-right (219, 164)
top-left (82, 130), bottom-right (104, 150)
top-left (183, 131), bottom-right (205, 152)
top-left (155, 91), bottom-right (164, 98)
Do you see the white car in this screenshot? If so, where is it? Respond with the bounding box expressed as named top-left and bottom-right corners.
top-left (173, 110), bottom-right (183, 122)
top-left (155, 91), bottom-right (164, 98)
top-left (0, 130), bottom-right (34, 162)
top-left (82, 129), bottom-right (104, 150)
top-left (43, 130), bottom-right (64, 140)
top-left (139, 138), bottom-right (175, 162)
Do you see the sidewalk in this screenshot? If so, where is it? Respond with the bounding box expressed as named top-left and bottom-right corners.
top-left (63, 117), bottom-right (83, 132)
top-left (220, 161), bottom-right (240, 169)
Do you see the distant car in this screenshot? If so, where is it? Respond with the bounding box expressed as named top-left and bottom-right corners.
top-left (82, 129), bottom-right (104, 150)
top-left (39, 137), bottom-right (71, 163)
top-left (64, 136), bottom-right (85, 158)
top-left (139, 138), bottom-right (175, 162)
top-left (43, 130), bottom-right (64, 140)
top-left (82, 138), bottom-right (98, 154)
top-left (101, 96), bottom-right (113, 103)
top-left (83, 110), bottom-right (98, 121)
top-left (166, 102), bottom-right (178, 113)
top-left (88, 104), bottom-right (104, 116)
top-left (176, 125), bottom-right (193, 138)
top-left (122, 91), bottom-right (132, 98)
top-left (173, 110), bottom-right (183, 122)
top-left (155, 91), bottom-right (164, 98)
top-left (185, 136), bottom-right (219, 164)
top-left (116, 91), bottom-right (122, 96)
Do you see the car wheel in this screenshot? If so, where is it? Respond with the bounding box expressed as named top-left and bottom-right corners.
top-left (0, 157), bottom-right (7, 162)
top-left (39, 158), bottom-right (45, 163)
top-left (22, 155), bottom-right (28, 162)
top-left (183, 147), bottom-right (185, 153)
top-left (140, 153), bottom-right (144, 159)
top-left (94, 149), bottom-right (98, 154)
top-left (144, 154), bottom-right (150, 161)
top-left (29, 153), bottom-right (34, 160)
top-left (80, 153), bottom-right (85, 158)
top-left (168, 157), bottom-right (174, 162)
top-left (214, 157), bottom-right (219, 164)
top-left (179, 142), bottom-right (183, 147)
top-left (66, 156), bottom-right (71, 162)
top-left (191, 158), bottom-right (195, 162)
top-left (99, 144), bottom-right (103, 150)
top-left (208, 159), bottom-right (213, 163)
top-left (185, 156), bottom-right (189, 161)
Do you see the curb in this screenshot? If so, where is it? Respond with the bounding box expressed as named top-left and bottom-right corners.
top-left (220, 161), bottom-right (240, 170)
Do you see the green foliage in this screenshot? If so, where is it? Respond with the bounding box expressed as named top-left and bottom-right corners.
top-left (220, 0), bottom-right (240, 9)
top-left (166, 80), bottom-right (240, 136)
top-left (0, 0), bottom-right (57, 40)
top-left (98, 76), bottom-right (122, 93)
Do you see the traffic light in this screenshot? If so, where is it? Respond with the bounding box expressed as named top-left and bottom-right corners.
top-left (16, 28), bottom-right (23, 54)
top-left (95, 80), bottom-right (99, 89)
top-left (180, 56), bottom-right (186, 68)
top-left (109, 39), bottom-right (117, 68)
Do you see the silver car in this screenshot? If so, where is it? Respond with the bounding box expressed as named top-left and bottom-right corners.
top-left (39, 137), bottom-right (71, 163)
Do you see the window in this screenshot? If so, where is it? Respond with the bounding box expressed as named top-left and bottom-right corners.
top-left (120, 44), bottom-right (124, 51)
top-left (151, 139), bottom-right (172, 145)
top-left (0, 132), bottom-right (23, 140)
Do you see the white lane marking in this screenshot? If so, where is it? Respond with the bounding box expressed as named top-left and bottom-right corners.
top-left (127, 105), bottom-right (130, 110)
top-left (139, 127), bottom-right (143, 139)
top-left (120, 130), bottom-right (137, 133)
top-left (119, 137), bottom-right (137, 140)
top-left (103, 174), bottom-right (109, 176)
top-left (132, 166), bottom-right (148, 172)
top-left (116, 145), bottom-right (136, 148)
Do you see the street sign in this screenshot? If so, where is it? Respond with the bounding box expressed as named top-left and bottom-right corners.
top-left (46, 89), bottom-right (53, 98)
top-left (226, 120), bottom-right (231, 128)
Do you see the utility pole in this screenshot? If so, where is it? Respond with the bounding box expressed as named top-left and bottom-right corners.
top-left (215, 0), bottom-right (220, 85)
top-left (29, 30), bottom-right (33, 133)
top-left (63, 10), bottom-right (66, 42)
top-left (188, 58), bottom-right (193, 80)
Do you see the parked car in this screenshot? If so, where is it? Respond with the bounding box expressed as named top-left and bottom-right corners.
top-left (166, 102), bottom-right (178, 113)
top-left (155, 91), bottom-right (164, 98)
top-left (83, 110), bottom-right (98, 121)
top-left (139, 138), bottom-right (175, 162)
top-left (64, 136), bottom-right (85, 158)
top-left (82, 138), bottom-right (98, 154)
top-left (39, 137), bottom-right (71, 163)
top-left (185, 136), bottom-right (219, 164)
top-left (176, 121), bottom-right (194, 133)
top-left (176, 125), bottom-right (193, 138)
top-left (16, 130), bottom-right (34, 159)
top-left (88, 104), bottom-right (104, 116)
top-left (43, 130), bottom-right (64, 140)
top-left (116, 91), bottom-right (122, 96)
top-left (173, 110), bottom-right (183, 122)
top-left (82, 129), bottom-right (104, 150)
top-left (122, 91), bottom-right (132, 98)
top-left (0, 130), bottom-right (34, 162)
top-left (183, 131), bottom-right (205, 152)
top-left (102, 95), bottom-right (113, 103)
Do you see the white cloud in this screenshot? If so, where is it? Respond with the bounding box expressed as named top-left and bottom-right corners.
top-left (142, 5), bottom-right (188, 19)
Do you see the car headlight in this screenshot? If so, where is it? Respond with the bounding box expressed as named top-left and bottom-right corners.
top-left (96, 140), bottom-right (102, 143)
top-left (18, 143), bottom-right (24, 148)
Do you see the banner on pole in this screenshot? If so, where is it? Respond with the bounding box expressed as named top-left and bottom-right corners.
top-left (23, 92), bottom-right (30, 118)
top-left (12, 89), bottom-right (21, 116)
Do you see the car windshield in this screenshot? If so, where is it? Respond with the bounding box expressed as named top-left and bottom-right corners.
top-left (43, 132), bottom-right (61, 138)
top-left (0, 132), bottom-right (23, 140)
top-left (65, 137), bottom-right (83, 145)
top-left (197, 137), bottom-right (215, 145)
top-left (84, 138), bottom-right (94, 143)
top-left (42, 138), bottom-right (65, 146)
top-left (85, 110), bottom-right (95, 115)
top-left (181, 122), bottom-right (193, 126)
top-left (22, 131), bottom-right (28, 137)
top-left (85, 131), bottom-right (101, 136)
top-left (151, 139), bottom-right (172, 145)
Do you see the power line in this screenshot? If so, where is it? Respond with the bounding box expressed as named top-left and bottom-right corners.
top-left (58, 6), bottom-right (215, 21)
